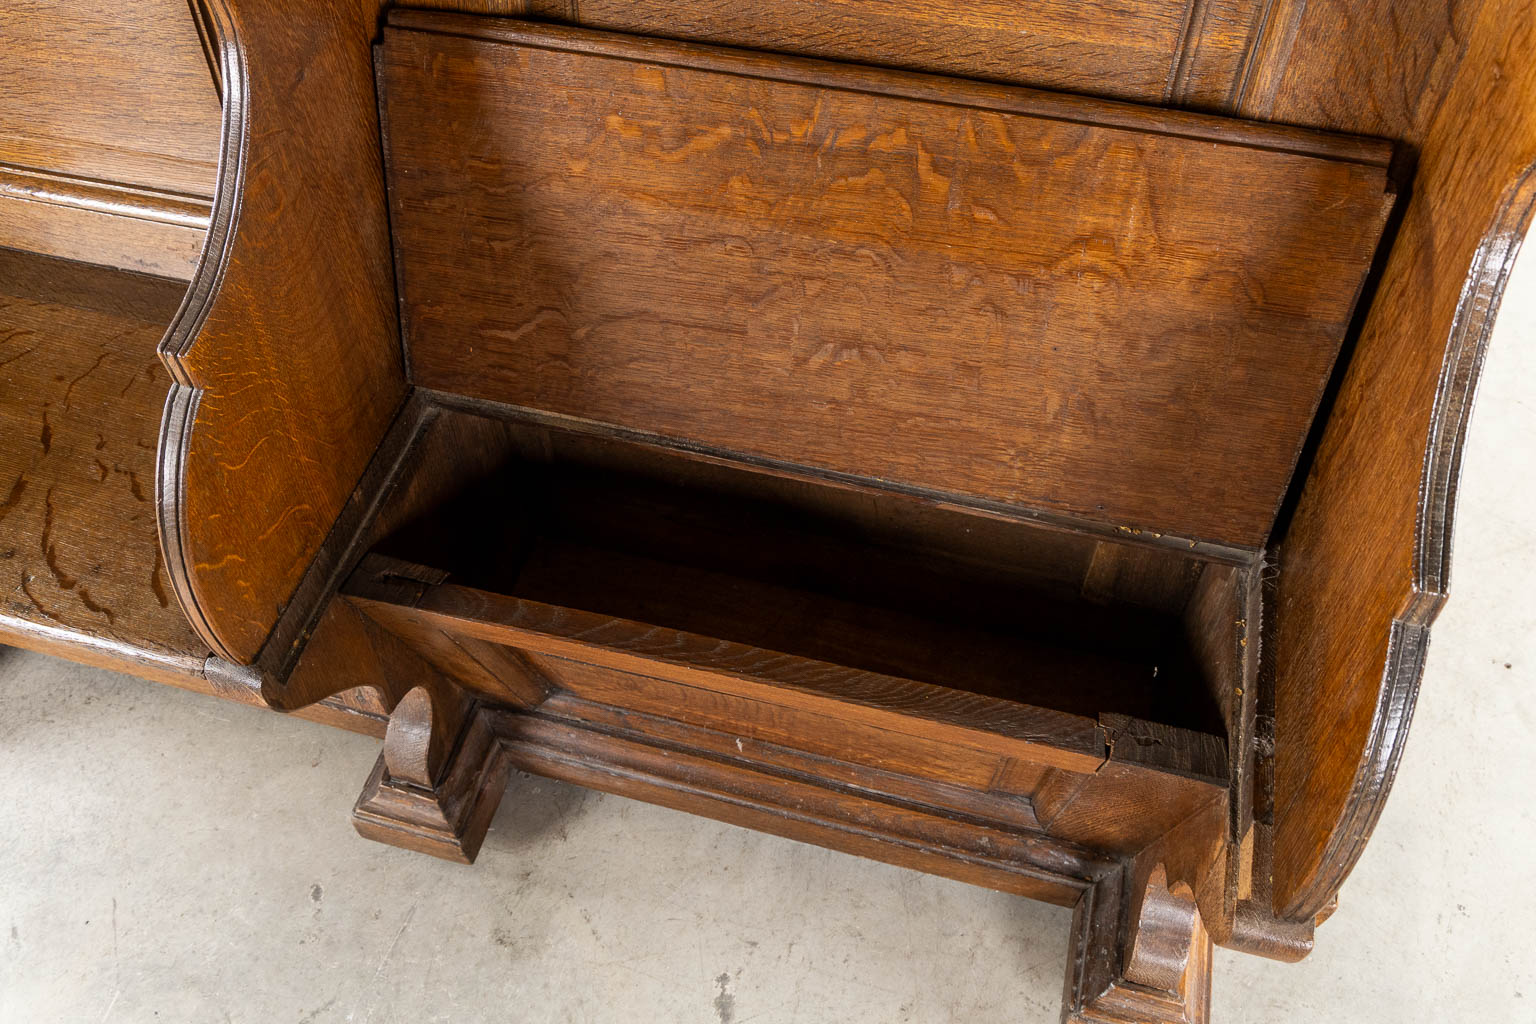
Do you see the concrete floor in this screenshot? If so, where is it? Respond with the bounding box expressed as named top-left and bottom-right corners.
top-left (2, 254), bottom-right (1532, 1023)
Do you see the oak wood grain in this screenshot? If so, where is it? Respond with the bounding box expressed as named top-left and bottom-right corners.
top-left (492, 0), bottom-right (1268, 106)
top-left (353, 701), bottom-right (510, 863)
top-left (536, 689), bottom-right (1045, 833)
top-left (6, 5), bottom-right (1509, 1008)
top-left (155, 0), bottom-right (408, 663)
top-left (0, 0), bottom-right (220, 199)
top-left (1251, 0), bottom-right (1536, 919)
top-left (0, 249), bottom-right (206, 663)
top-left (1065, 861), bottom-right (1212, 1024)
top-left (381, 16), bottom-right (1393, 548)
top-left (346, 556), bottom-right (1110, 773)
top-left (544, 652), bottom-right (1022, 792)
top-left (490, 705), bottom-right (1104, 906)
top-left (343, 400), bottom-right (1238, 851)
top-left (1169, 0), bottom-right (1274, 112)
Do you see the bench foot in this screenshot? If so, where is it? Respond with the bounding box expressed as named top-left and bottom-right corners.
top-left (1064, 861), bottom-right (1211, 1024)
top-left (352, 687), bottom-right (510, 863)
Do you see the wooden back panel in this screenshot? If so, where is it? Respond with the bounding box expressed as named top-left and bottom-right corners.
top-left (155, 0), bottom-right (407, 665)
top-left (1257, 0), bottom-right (1536, 920)
top-left (521, 0), bottom-right (1257, 107)
top-left (0, 0), bottom-right (219, 197)
top-left (0, 1), bottom-right (219, 277)
top-left (380, 14), bottom-right (1392, 551)
top-left (426, 0), bottom-right (1280, 110)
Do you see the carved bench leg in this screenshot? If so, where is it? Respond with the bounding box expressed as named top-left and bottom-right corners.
top-left (241, 596), bottom-right (516, 863)
top-left (352, 687), bottom-right (512, 863)
top-left (1063, 862), bottom-right (1212, 1024)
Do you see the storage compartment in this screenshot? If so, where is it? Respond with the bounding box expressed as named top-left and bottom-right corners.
top-left (357, 410), bottom-right (1248, 760)
top-left (379, 13), bottom-right (1395, 551)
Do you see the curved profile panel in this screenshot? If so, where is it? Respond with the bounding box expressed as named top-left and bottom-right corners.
top-left (155, 0), bottom-right (406, 665)
top-left (1274, 166), bottom-right (1535, 921)
top-left (1262, 0), bottom-right (1536, 921)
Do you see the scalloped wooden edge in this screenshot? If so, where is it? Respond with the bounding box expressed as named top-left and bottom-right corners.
top-left (1278, 163), bottom-right (1536, 921)
top-left (153, 0), bottom-right (247, 662)
top-left (152, 0), bottom-right (407, 671)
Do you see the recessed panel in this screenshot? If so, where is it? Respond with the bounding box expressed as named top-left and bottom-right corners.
top-left (381, 15), bottom-right (1393, 548)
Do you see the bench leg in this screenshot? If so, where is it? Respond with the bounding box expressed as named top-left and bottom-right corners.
top-left (1063, 861), bottom-right (1212, 1024)
top-left (352, 687), bottom-right (511, 863)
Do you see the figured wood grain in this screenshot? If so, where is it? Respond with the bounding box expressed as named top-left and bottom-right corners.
top-left (1254, 0), bottom-right (1536, 919)
top-left (0, 0), bottom-right (219, 198)
top-left (1257, 0), bottom-right (1485, 141)
top-left (197, 393), bottom-right (443, 702)
top-left (156, 0), bottom-right (408, 663)
top-left (0, 249), bottom-right (206, 663)
top-left (382, 16), bottom-right (1393, 548)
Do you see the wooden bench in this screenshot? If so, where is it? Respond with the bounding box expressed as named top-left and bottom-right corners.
top-left (3, 2), bottom-right (1533, 1019)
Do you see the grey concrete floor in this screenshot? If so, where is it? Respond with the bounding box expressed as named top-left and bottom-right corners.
top-left (2, 251), bottom-right (1533, 1023)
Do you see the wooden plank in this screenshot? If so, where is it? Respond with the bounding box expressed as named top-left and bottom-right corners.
top-left (536, 689), bottom-right (1045, 833)
top-left (0, 0), bottom-right (215, 279)
top-left (0, 249), bottom-right (206, 662)
top-left (525, 689), bottom-right (1221, 861)
top-left (0, 164), bottom-right (210, 280)
top-left (490, 707), bottom-right (1100, 906)
top-left (528, 677), bottom-right (1225, 856)
top-left (344, 561), bottom-right (1110, 773)
top-left (381, 16), bottom-right (1393, 548)
top-left (541, 653), bottom-right (1017, 793)
top-left (0, 0), bottom-right (220, 198)
top-left (1168, 0), bottom-right (1274, 111)
top-left (1182, 562), bottom-right (1260, 835)
top-left (0, 614), bottom-right (389, 739)
top-left (0, 615), bottom-right (207, 691)
top-left (506, 0), bottom-right (1264, 106)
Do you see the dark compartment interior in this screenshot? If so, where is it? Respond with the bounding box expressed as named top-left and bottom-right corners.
top-left (371, 411), bottom-right (1238, 739)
